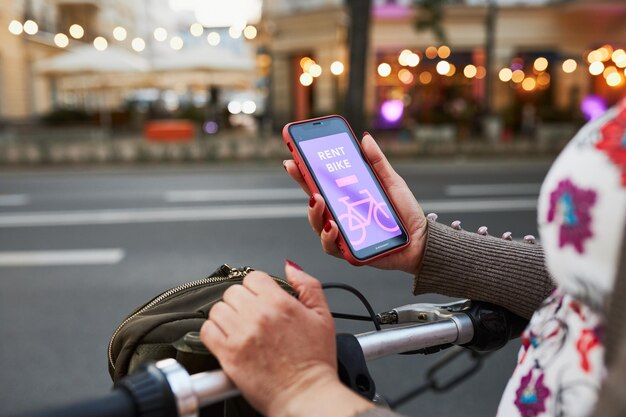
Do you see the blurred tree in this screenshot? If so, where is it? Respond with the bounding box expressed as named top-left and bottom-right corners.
top-left (413, 0), bottom-right (447, 43)
top-left (345, 0), bottom-right (371, 138)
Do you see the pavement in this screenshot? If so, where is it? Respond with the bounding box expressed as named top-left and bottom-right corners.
top-left (0, 159), bottom-right (552, 416)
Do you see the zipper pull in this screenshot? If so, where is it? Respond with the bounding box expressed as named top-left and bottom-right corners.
top-left (226, 265), bottom-right (255, 279)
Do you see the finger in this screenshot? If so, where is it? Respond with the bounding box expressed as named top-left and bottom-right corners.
top-left (284, 160), bottom-right (312, 196)
top-left (208, 301), bottom-right (239, 336)
top-left (243, 271), bottom-right (284, 298)
top-left (200, 319), bottom-right (227, 349)
top-left (284, 260), bottom-right (331, 314)
top-left (320, 220), bottom-right (342, 258)
top-left (222, 283), bottom-right (258, 311)
top-left (361, 134), bottom-right (406, 190)
top-left (308, 193), bottom-right (326, 235)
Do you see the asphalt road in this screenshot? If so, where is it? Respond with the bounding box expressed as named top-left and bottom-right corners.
top-left (0, 159), bottom-right (552, 417)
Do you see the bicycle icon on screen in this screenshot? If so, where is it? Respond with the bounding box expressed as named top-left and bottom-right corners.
top-left (337, 189), bottom-right (399, 246)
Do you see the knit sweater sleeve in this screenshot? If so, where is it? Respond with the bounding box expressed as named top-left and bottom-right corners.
top-left (413, 221), bottom-right (555, 319)
top-left (354, 407), bottom-right (408, 417)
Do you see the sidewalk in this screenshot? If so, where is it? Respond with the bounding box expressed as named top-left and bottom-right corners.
top-left (0, 132), bottom-right (568, 166)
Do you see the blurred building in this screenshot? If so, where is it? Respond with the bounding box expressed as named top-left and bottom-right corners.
top-left (264, 0), bottom-right (626, 138)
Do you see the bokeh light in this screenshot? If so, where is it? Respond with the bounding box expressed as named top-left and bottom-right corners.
top-left (437, 45), bottom-right (451, 59)
top-left (228, 101), bottom-right (242, 114)
top-left (299, 73), bottom-right (313, 86)
top-left (522, 77), bottom-right (536, 91)
top-left (8, 20), bottom-right (23, 35)
top-left (587, 50), bottom-right (602, 63)
top-left (69, 24), bottom-right (84, 39)
top-left (589, 61), bottom-right (604, 75)
top-left (446, 64), bottom-right (456, 77)
top-left (131, 37), bottom-right (146, 52)
top-left (242, 100), bottom-right (256, 114)
top-left (190, 23), bottom-right (204, 37)
top-left (330, 61), bottom-right (344, 75)
top-left (398, 50), bottom-right (412, 66)
top-left (603, 65), bottom-right (617, 79)
top-left (436, 60), bottom-right (450, 75)
top-left (606, 72), bottom-right (623, 87)
top-left (581, 95), bottom-right (607, 120)
top-left (228, 26), bottom-right (242, 39)
top-left (93, 36), bottom-right (108, 51)
top-left (499, 68), bottom-right (512, 82)
top-left (425, 46), bottom-right (438, 59)
top-left (533, 57), bottom-right (548, 72)
top-left (511, 70), bottom-right (525, 83)
top-left (309, 64), bottom-right (322, 78)
top-left (537, 72), bottom-right (550, 87)
top-left (475, 66), bottom-right (487, 79)
top-left (377, 63), bottom-right (391, 77)
top-left (207, 32), bottom-right (221, 46)
top-left (170, 36), bottom-right (183, 50)
top-left (244, 26), bottom-right (257, 40)
top-left (23, 20), bottom-right (38, 35)
top-left (406, 53), bottom-right (420, 67)
top-left (398, 69), bottom-right (414, 84)
top-left (381, 99), bottom-right (404, 123)
top-left (113, 26), bottom-right (127, 41)
top-left (54, 33), bottom-right (69, 48)
top-left (419, 71), bottom-right (432, 84)
top-left (154, 27), bottom-right (168, 42)
top-left (464, 64), bottom-right (477, 78)
top-left (562, 59), bottom-right (577, 73)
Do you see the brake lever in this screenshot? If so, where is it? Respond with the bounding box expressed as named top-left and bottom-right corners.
top-left (376, 299), bottom-right (472, 325)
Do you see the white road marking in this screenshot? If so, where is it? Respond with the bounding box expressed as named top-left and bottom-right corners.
top-left (165, 188), bottom-right (304, 202)
top-left (0, 198), bottom-right (537, 228)
top-left (0, 194), bottom-right (29, 206)
top-left (445, 183), bottom-right (541, 197)
top-left (0, 249), bottom-right (125, 267)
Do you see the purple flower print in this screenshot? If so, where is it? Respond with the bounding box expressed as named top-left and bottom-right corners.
top-left (547, 179), bottom-right (597, 254)
top-left (515, 369), bottom-right (551, 417)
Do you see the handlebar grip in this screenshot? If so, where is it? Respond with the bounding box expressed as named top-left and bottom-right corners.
top-left (11, 389), bottom-right (137, 417)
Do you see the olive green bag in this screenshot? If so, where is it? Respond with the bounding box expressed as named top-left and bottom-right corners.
top-left (107, 264), bottom-right (295, 416)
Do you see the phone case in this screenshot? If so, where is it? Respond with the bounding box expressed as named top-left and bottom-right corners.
top-left (282, 115), bottom-right (410, 266)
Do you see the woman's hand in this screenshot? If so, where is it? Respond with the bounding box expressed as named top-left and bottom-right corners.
top-left (200, 261), bottom-right (373, 417)
top-left (284, 133), bottom-right (428, 275)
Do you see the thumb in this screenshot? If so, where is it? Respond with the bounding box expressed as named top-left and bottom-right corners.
top-left (285, 260), bottom-right (330, 314)
top-left (361, 133), bottom-right (405, 190)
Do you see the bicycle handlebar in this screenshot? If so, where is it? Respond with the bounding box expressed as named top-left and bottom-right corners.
top-left (13, 300), bottom-right (524, 417)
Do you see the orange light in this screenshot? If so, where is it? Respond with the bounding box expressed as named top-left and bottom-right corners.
top-left (533, 57), bottom-right (548, 72)
top-left (511, 70), bottom-right (525, 83)
top-left (499, 68), bottom-right (513, 82)
top-left (603, 65), bottom-right (617, 79)
top-left (464, 65), bottom-right (477, 78)
top-left (606, 72), bottom-right (623, 87)
top-left (475, 66), bottom-right (486, 79)
top-left (446, 64), bottom-right (456, 77)
top-left (522, 77), bottom-right (536, 91)
top-left (398, 69), bottom-right (414, 84)
top-left (537, 72), bottom-right (551, 87)
top-left (437, 45), bottom-right (451, 59)
top-left (425, 46), bottom-right (438, 59)
top-left (419, 71), bottom-right (432, 84)
top-left (562, 59), bottom-right (577, 73)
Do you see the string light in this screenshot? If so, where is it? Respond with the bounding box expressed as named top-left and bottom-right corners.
top-left (69, 24), bottom-right (84, 39)
top-left (131, 37), bottom-right (146, 52)
top-left (207, 32), bottom-right (220, 46)
top-left (190, 22), bottom-right (203, 37)
top-left (436, 60), bottom-right (450, 75)
top-left (562, 59), bottom-right (577, 73)
top-left (300, 73), bottom-right (313, 86)
top-left (377, 63), bottom-right (391, 77)
top-left (170, 36), bottom-right (183, 50)
top-left (8, 20), bottom-right (23, 35)
top-left (93, 36), bottom-right (108, 51)
top-left (113, 26), bottom-right (127, 41)
top-left (499, 68), bottom-right (513, 82)
top-left (23, 20), bottom-right (38, 35)
top-left (153, 27), bottom-right (167, 42)
top-left (330, 61), bottom-right (344, 75)
top-left (54, 33), bottom-right (69, 48)
top-left (606, 72), bottom-right (622, 87)
top-left (463, 64), bottom-right (477, 78)
top-left (243, 25), bottom-right (257, 40)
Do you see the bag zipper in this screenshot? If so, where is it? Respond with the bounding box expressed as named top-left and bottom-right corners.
top-left (108, 265), bottom-right (285, 372)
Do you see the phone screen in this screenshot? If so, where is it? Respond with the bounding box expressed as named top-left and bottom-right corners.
top-left (289, 117), bottom-right (408, 260)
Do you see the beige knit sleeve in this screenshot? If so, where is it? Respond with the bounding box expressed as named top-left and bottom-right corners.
top-left (354, 407), bottom-right (408, 417)
top-left (413, 221), bottom-right (555, 319)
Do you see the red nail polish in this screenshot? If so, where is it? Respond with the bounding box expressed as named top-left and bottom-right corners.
top-left (363, 131), bottom-right (371, 137)
top-left (324, 220), bottom-right (332, 232)
top-left (309, 195), bottom-right (316, 208)
top-left (285, 259), bottom-right (303, 271)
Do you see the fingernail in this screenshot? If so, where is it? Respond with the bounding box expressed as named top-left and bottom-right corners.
top-left (426, 212), bottom-right (438, 222)
top-left (324, 220), bottom-right (332, 232)
top-left (451, 220), bottom-right (462, 230)
top-left (477, 226), bottom-right (488, 236)
top-left (524, 235), bottom-right (536, 244)
top-left (363, 131), bottom-right (371, 137)
top-left (282, 160), bottom-right (288, 171)
top-left (285, 259), bottom-right (303, 271)
top-left (502, 232), bottom-right (513, 241)
top-left (309, 195), bottom-right (316, 208)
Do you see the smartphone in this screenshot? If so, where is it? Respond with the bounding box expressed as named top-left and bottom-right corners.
top-left (283, 115), bottom-right (410, 265)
